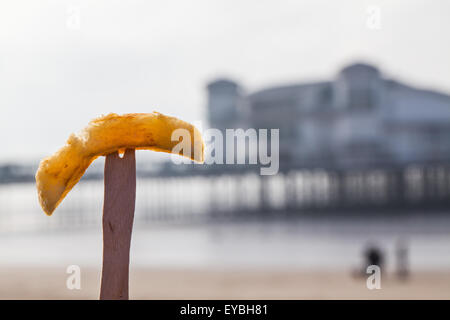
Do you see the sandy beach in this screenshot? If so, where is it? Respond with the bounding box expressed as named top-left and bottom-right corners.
top-left (0, 267), bottom-right (448, 300)
top-left (1, 218), bottom-right (449, 300)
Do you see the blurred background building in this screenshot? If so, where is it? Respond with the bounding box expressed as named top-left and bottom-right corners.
top-left (3, 62), bottom-right (450, 221)
top-left (207, 62), bottom-right (450, 168)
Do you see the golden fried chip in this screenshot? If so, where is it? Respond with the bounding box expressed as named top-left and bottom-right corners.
top-left (36, 112), bottom-right (204, 215)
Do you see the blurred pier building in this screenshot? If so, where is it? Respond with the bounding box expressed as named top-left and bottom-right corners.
top-left (2, 63), bottom-right (450, 228)
top-left (207, 63), bottom-right (450, 169)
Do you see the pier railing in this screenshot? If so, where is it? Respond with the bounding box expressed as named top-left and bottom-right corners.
top-left (1, 162), bottom-right (450, 232)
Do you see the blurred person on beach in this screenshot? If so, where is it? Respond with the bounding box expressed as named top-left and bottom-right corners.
top-left (352, 242), bottom-right (385, 278)
top-left (396, 239), bottom-right (409, 281)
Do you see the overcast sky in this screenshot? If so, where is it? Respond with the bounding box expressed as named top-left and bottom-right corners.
top-left (1, 0), bottom-right (449, 163)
